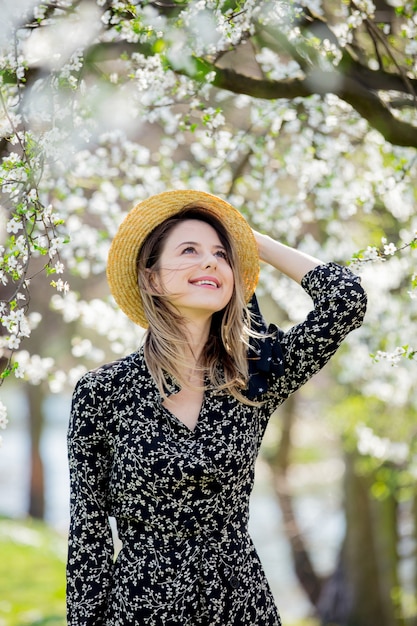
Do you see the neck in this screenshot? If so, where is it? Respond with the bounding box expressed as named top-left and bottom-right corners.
top-left (183, 317), bottom-right (212, 364)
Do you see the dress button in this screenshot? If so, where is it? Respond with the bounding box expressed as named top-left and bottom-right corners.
top-left (229, 575), bottom-right (240, 589)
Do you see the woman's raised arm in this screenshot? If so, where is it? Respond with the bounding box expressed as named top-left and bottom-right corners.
top-left (253, 230), bottom-right (322, 284)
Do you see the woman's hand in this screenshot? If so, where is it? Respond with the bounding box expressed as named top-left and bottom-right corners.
top-left (252, 229), bottom-right (322, 284)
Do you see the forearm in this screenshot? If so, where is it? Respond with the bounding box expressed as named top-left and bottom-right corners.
top-left (67, 375), bottom-right (114, 624)
top-left (253, 231), bottom-right (322, 284)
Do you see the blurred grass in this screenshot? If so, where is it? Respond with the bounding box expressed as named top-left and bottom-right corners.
top-left (0, 516), bottom-right (319, 626)
top-left (0, 517), bottom-right (66, 626)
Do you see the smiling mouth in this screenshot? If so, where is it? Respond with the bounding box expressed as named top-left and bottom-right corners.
top-left (190, 279), bottom-right (220, 288)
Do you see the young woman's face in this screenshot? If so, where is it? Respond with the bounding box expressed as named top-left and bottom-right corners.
top-left (155, 219), bottom-right (234, 322)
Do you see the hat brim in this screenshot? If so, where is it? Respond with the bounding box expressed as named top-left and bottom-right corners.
top-left (106, 190), bottom-right (260, 328)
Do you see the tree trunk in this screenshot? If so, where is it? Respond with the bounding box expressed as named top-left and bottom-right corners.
top-left (266, 396), bottom-right (324, 606)
top-left (318, 453), bottom-right (403, 626)
top-left (368, 480), bottom-right (402, 626)
top-left (409, 494), bottom-right (417, 626)
top-left (26, 383), bottom-right (45, 519)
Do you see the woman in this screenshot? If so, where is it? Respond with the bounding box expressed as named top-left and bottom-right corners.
top-left (66, 189), bottom-right (367, 625)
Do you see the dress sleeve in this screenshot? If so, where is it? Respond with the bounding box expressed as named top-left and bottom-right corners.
top-left (247, 262), bottom-right (367, 406)
top-left (66, 372), bottom-right (114, 626)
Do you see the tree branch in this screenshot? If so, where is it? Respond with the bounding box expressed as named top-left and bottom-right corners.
top-left (210, 65), bottom-right (417, 147)
top-left (28, 33), bottom-right (417, 149)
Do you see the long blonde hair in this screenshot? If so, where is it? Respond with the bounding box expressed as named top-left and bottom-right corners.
top-left (137, 205), bottom-right (256, 404)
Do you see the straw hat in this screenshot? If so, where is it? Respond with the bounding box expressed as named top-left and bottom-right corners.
top-left (107, 189), bottom-right (260, 328)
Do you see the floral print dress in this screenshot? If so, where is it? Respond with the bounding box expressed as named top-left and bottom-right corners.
top-left (66, 263), bottom-right (367, 626)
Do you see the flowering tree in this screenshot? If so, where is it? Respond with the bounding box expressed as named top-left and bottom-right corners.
top-left (1, 0), bottom-right (416, 623)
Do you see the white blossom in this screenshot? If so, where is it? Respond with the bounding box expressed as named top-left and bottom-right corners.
top-left (13, 351), bottom-right (54, 385)
top-left (383, 242), bottom-right (397, 256)
top-left (6, 218), bottom-right (22, 234)
top-left (356, 424), bottom-right (409, 465)
top-left (0, 401), bottom-right (8, 430)
top-left (52, 279), bottom-right (70, 293)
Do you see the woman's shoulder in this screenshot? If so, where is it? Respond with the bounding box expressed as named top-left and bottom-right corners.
top-left (69, 350), bottom-right (151, 435)
top-left (73, 348), bottom-right (147, 396)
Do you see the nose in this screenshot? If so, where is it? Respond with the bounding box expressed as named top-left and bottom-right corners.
top-left (201, 252), bottom-right (217, 269)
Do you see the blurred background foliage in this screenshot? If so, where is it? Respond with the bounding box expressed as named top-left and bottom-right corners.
top-left (1, 1), bottom-right (417, 625)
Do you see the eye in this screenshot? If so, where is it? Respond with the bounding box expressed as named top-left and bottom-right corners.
top-left (181, 246), bottom-right (197, 255)
top-left (215, 249), bottom-right (228, 260)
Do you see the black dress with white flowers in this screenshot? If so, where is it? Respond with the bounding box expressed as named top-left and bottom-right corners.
top-left (66, 263), bottom-right (367, 626)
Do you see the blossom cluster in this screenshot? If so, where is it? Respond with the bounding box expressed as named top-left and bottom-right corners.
top-left (0, 400), bottom-right (8, 447)
top-left (0, 177), bottom-right (69, 373)
top-left (356, 424), bottom-right (409, 465)
top-left (372, 345), bottom-right (416, 367)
